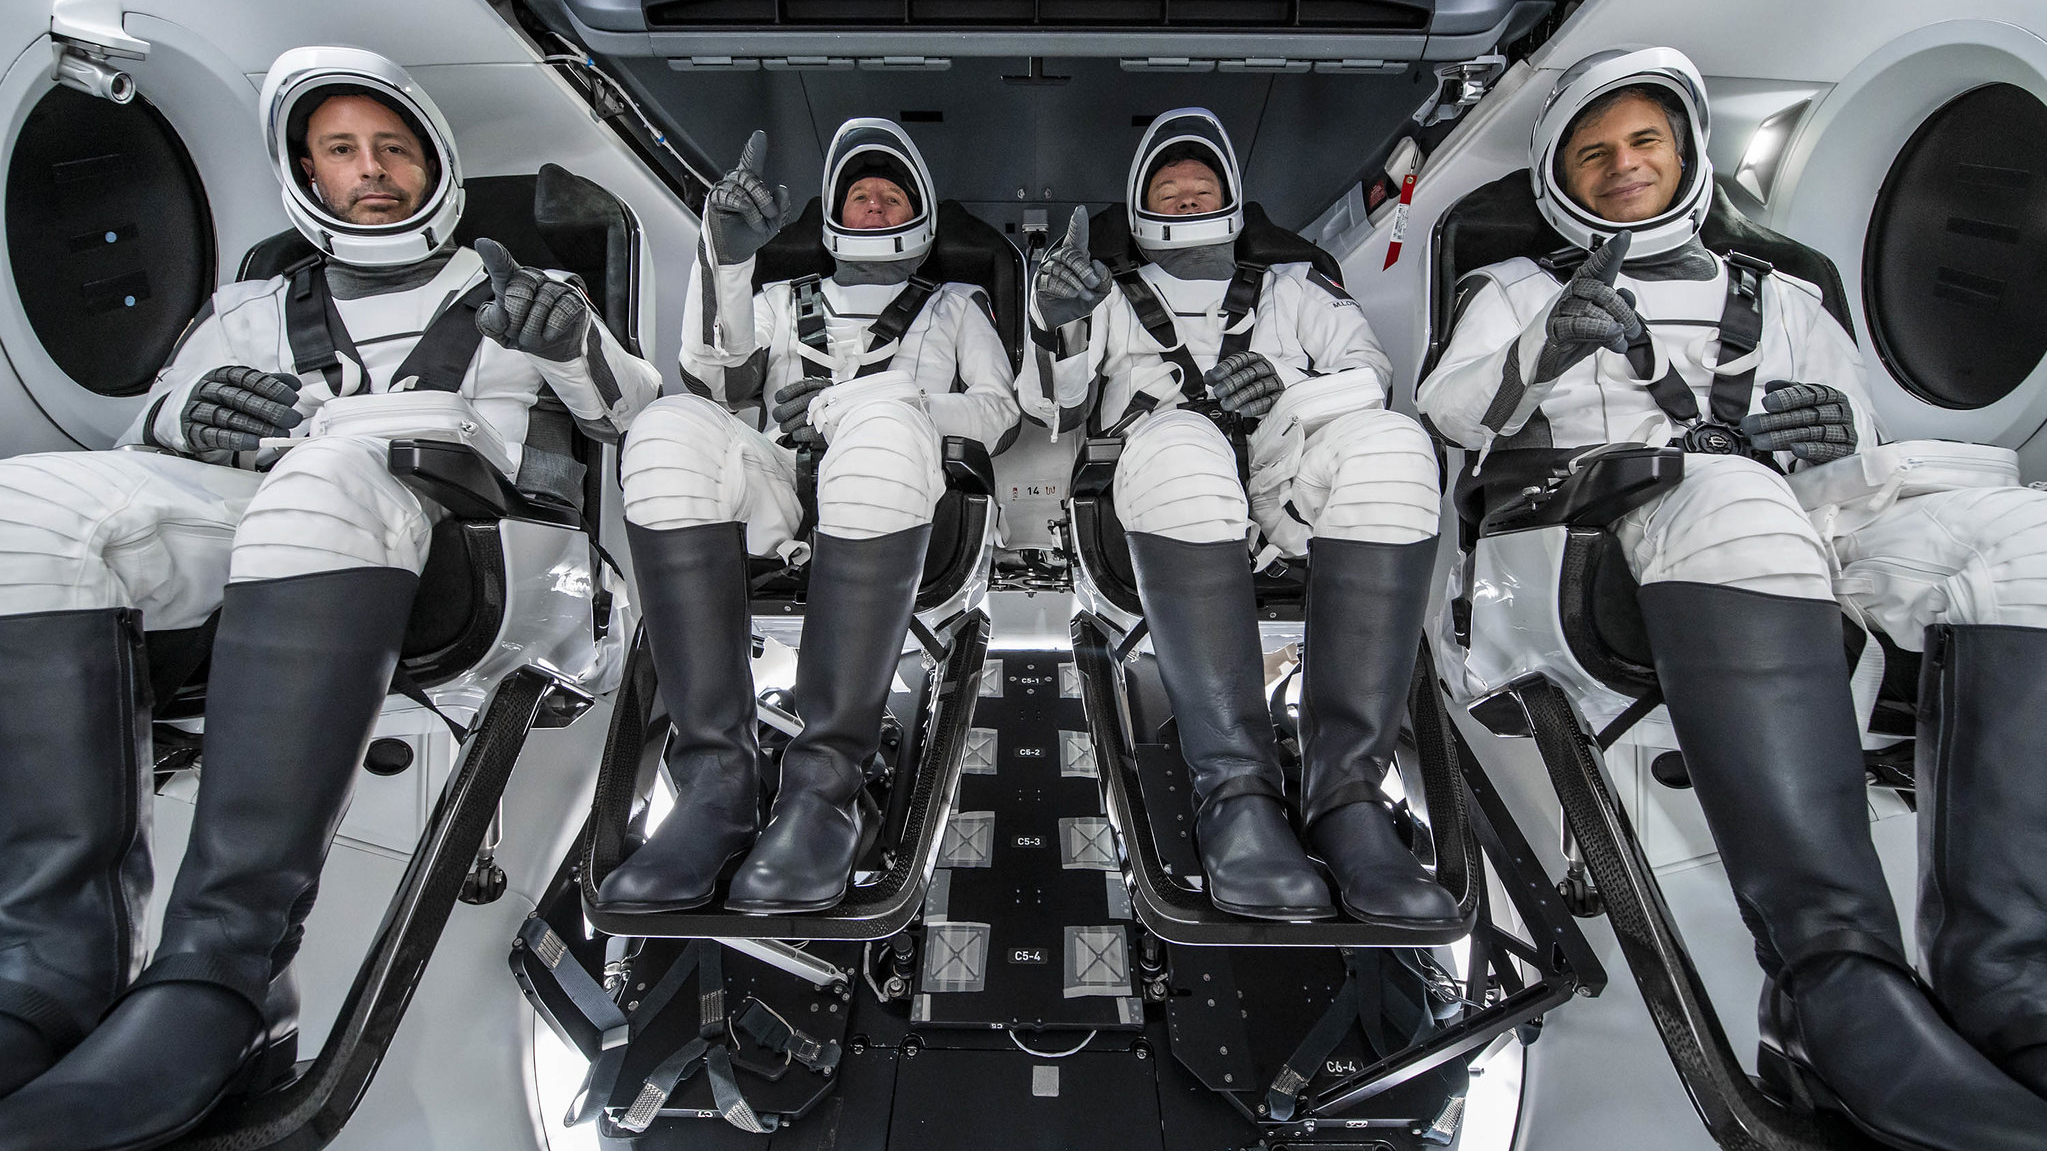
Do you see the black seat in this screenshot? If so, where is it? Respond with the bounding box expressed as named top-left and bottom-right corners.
top-left (1426, 174), bottom-right (1896, 1151)
top-left (1059, 205), bottom-right (1480, 945)
top-left (153, 164), bottom-right (638, 712)
top-left (577, 199), bottom-right (1014, 942)
top-left (1427, 171), bottom-right (1864, 709)
top-left (742, 197), bottom-right (1014, 616)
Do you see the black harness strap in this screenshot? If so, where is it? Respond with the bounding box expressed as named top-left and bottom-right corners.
top-left (1105, 260), bottom-right (1268, 430)
top-left (1627, 252), bottom-right (1771, 445)
top-left (788, 274), bottom-right (941, 540)
top-left (282, 255), bottom-right (499, 395)
top-left (391, 280), bottom-right (496, 393)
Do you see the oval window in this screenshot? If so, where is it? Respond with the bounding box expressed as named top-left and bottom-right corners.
top-left (5, 84), bottom-right (216, 397)
top-left (1863, 83), bottom-right (2047, 410)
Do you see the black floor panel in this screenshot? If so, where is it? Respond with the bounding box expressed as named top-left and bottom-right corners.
top-left (913, 652), bottom-right (1142, 1031)
top-left (889, 1049), bottom-right (1164, 1151)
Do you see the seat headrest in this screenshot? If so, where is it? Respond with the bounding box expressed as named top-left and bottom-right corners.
top-left (237, 166), bottom-right (639, 349)
top-left (1087, 201), bottom-right (1345, 284)
top-left (752, 197), bottom-right (1025, 364)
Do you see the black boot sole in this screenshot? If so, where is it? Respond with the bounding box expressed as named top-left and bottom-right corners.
top-left (1208, 896), bottom-right (1338, 922)
top-left (1755, 1040), bottom-right (1948, 1151)
top-left (1333, 899), bottom-right (1466, 932)
top-left (593, 846), bottom-right (755, 915)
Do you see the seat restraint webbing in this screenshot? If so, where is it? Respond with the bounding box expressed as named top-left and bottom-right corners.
top-left (1628, 252), bottom-right (1771, 445)
top-left (789, 275), bottom-right (941, 539)
top-left (1102, 261), bottom-right (1267, 434)
top-left (284, 258), bottom-right (502, 395)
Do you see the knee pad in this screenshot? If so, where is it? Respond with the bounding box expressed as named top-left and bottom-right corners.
top-left (815, 399), bottom-right (943, 540)
top-left (1621, 454), bottom-right (1831, 598)
top-left (231, 436), bottom-right (433, 582)
top-left (621, 395), bottom-right (753, 530)
top-left (1115, 410), bottom-right (1247, 544)
top-left (1292, 409), bottom-right (1440, 545)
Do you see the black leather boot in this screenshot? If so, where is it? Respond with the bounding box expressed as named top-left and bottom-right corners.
top-left (1299, 538), bottom-right (1460, 928)
top-left (0, 610), bottom-right (152, 1099)
top-left (1638, 583), bottom-right (2047, 1150)
top-left (1126, 532), bottom-right (1333, 920)
top-left (597, 522), bottom-right (762, 911)
top-left (1917, 623), bottom-right (2047, 1097)
top-left (726, 525), bottom-right (929, 914)
top-left (0, 567), bottom-right (418, 1151)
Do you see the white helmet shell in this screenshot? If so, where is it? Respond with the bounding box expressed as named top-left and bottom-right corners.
top-left (260, 46), bottom-right (463, 268)
top-left (821, 118), bottom-right (936, 264)
top-left (1128, 108), bottom-right (1244, 252)
top-left (1531, 47), bottom-right (1713, 258)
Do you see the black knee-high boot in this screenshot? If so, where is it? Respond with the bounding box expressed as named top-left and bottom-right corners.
top-left (1639, 583), bottom-right (2047, 1150)
top-left (1298, 537), bottom-right (1460, 927)
top-left (725, 526), bottom-right (930, 913)
top-left (596, 522), bottom-right (762, 911)
top-left (1917, 623), bottom-right (2047, 1098)
top-left (0, 567), bottom-right (417, 1151)
top-left (1126, 532), bottom-right (1333, 920)
top-left (0, 610), bottom-right (152, 1099)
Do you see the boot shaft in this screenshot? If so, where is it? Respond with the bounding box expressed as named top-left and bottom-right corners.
top-left (1636, 582), bottom-right (1902, 972)
top-left (626, 521), bottom-right (760, 776)
top-left (1298, 537), bottom-right (1436, 829)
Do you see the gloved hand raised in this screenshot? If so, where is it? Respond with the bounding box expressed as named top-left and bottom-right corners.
top-left (1740, 380), bottom-right (1859, 463)
top-left (180, 366), bottom-right (302, 452)
top-left (1536, 229), bottom-right (1646, 382)
top-left (475, 238), bottom-right (590, 362)
top-left (771, 376), bottom-right (830, 449)
top-left (705, 130), bottom-right (790, 267)
top-left (1203, 351), bottom-right (1283, 419)
top-left (1033, 207), bottom-right (1111, 330)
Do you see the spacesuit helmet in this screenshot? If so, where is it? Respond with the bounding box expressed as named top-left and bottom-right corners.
top-left (261, 46), bottom-right (464, 268)
top-left (1531, 46), bottom-right (1713, 258)
top-left (1128, 108), bottom-right (1244, 252)
top-left (821, 118), bottom-right (936, 264)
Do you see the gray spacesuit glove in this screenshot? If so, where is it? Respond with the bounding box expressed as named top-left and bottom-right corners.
top-left (475, 238), bottom-right (591, 362)
top-left (706, 130), bottom-right (790, 267)
top-left (1535, 229), bottom-right (1646, 383)
top-left (1204, 351), bottom-right (1283, 419)
top-left (1033, 207), bottom-right (1111, 331)
top-left (771, 376), bottom-right (831, 448)
top-left (180, 366), bottom-right (303, 452)
top-left (1739, 380), bottom-right (1859, 463)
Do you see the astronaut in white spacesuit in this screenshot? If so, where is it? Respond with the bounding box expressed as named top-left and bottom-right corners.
top-left (594, 120), bottom-right (1017, 916)
top-left (1421, 46), bottom-right (2047, 1147)
top-left (1019, 110), bottom-right (1457, 927)
top-left (0, 47), bottom-right (655, 1149)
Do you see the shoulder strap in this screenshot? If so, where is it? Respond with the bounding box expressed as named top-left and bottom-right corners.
top-left (392, 279), bottom-right (497, 393)
top-left (282, 256), bottom-right (363, 392)
top-left (1711, 251), bottom-right (1771, 425)
top-left (1216, 261), bottom-right (1267, 360)
top-left (1112, 270), bottom-right (1206, 405)
top-left (792, 275), bottom-right (830, 380)
top-left (863, 277), bottom-right (938, 354)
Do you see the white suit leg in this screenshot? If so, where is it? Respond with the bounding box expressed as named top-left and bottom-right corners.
top-left (619, 394), bottom-right (802, 555)
top-left (1285, 408), bottom-right (1440, 546)
top-left (1615, 454), bottom-right (1833, 599)
top-left (815, 399), bottom-right (944, 541)
top-left (1835, 486), bottom-right (2047, 650)
top-left (1114, 410), bottom-right (1247, 544)
top-left (229, 436), bottom-right (434, 582)
top-left (0, 451), bottom-right (259, 629)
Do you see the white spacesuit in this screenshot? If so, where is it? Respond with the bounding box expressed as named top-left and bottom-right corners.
top-left (595, 119), bottom-right (1018, 917)
top-left (1419, 46), bottom-right (2047, 1148)
top-left (0, 47), bottom-right (655, 1151)
top-left (1018, 110), bottom-right (1455, 927)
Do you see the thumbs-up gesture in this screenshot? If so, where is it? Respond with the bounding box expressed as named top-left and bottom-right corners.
top-left (475, 237), bottom-right (590, 362)
top-left (1536, 229), bottom-right (1647, 383)
top-left (705, 129), bottom-right (790, 266)
top-left (1033, 206), bottom-right (1112, 330)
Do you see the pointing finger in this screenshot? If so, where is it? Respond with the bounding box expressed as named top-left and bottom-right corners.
top-left (738, 129), bottom-right (768, 176)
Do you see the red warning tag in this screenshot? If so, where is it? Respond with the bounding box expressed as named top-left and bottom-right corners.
top-left (1382, 172), bottom-right (1418, 270)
